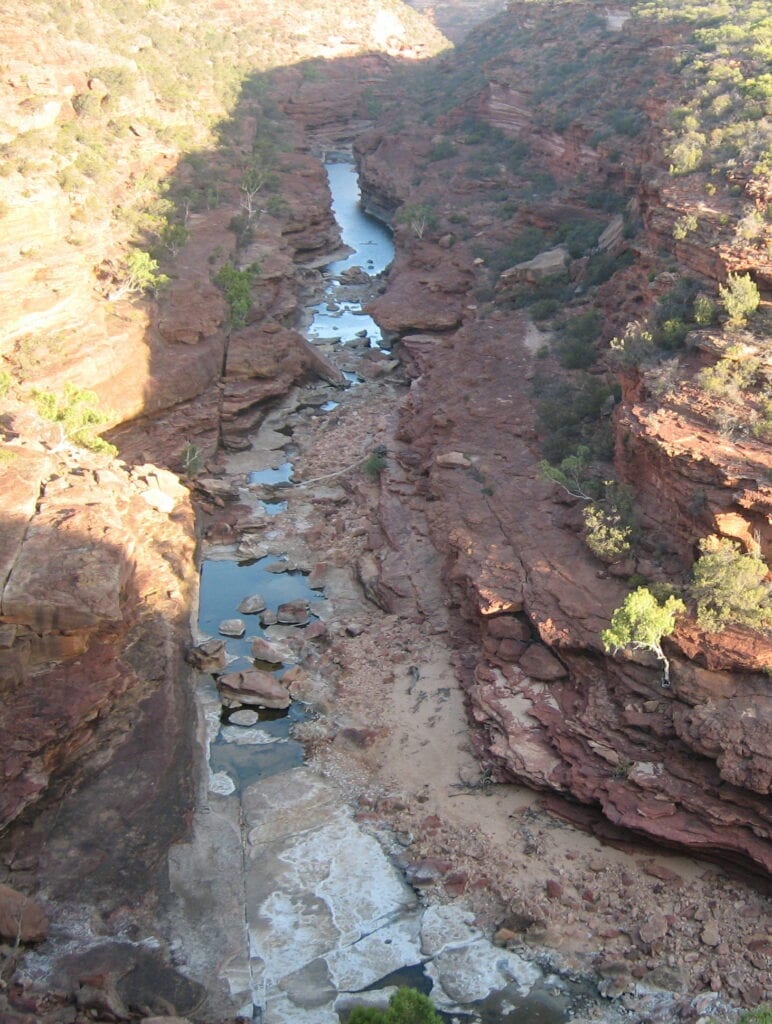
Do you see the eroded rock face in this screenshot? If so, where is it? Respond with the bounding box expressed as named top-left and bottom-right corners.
top-left (0, 436), bottom-right (197, 831)
top-left (345, 0), bottom-right (772, 878)
top-left (366, 241), bottom-right (473, 333)
top-left (373, 310), bottom-right (772, 876)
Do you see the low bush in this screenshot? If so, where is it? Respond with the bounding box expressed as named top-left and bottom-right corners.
top-left (530, 298), bottom-right (561, 321)
top-left (348, 988), bottom-right (442, 1024)
top-left (584, 503), bottom-right (632, 562)
top-left (535, 372), bottom-right (616, 463)
top-left (556, 219), bottom-right (605, 258)
top-left (214, 262), bottom-right (260, 328)
top-left (583, 249), bottom-right (633, 287)
top-left (556, 311), bottom-right (601, 369)
top-left (697, 344), bottom-right (760, 397)
top-left (690, 536), bottom-right (772, 633)
top-left (719, 272), bottom-right (760, 324)
top-left (33, 383), bottom-right (117, 455)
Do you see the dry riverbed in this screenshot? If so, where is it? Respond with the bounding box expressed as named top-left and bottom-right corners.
top-left (188, 345), bottom-right (769, 1022)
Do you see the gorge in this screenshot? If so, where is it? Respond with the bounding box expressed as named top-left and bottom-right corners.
top-left (0, 0), bottom-right (770, 1022)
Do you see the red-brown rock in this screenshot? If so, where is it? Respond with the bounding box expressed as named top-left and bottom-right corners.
top-left (0, 883), bottom-right (48, 943)
top-left (216, 669), bottom-right (291, 709)
top-left (518, 644), bottom-right (567, 681)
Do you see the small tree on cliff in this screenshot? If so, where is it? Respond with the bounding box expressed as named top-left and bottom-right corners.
top-left (602, 587), bottom-right (685, 685)
top-left (397, 201), bottom-right (437, 240)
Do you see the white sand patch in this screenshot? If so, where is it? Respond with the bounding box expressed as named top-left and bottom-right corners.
top-left (522, 317), bottom-right (552, 354)
top-left (606, 9), bottom-right (631, 30)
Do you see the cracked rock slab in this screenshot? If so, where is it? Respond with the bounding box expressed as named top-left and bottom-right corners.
top-left (243, 768), bottom-right (417, 991)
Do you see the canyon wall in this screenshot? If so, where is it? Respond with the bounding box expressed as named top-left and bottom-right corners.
top-left (353, 0), bottom-right (771, 879)
top-left (0, 5), bottom-right (769, 1018)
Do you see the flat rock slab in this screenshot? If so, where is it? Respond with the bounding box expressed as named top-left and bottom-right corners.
top-left (3, 500), bottom-right (131, 631)
top-left (167, 800), bottom-right (253, 1014)
top-left (251, 636), bottom-right (294, 665)
top-left (427, 939), bottom-right (542, 1006)
top-left (0, 448), bottom-right (50, 594)
top-left (242, 768), bottom-right (417, 994)
top-left (277, 600), bottom-right (310, 625)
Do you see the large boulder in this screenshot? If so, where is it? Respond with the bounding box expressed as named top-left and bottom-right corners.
top-left (499, 246), bottom-right (569, 286)
top-left (216, 669), bottom-right (291, 708)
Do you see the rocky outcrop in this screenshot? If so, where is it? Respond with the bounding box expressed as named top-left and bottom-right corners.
top-left (348, 0), bottom-right (772, 881)
top-left (381, 312), bottom-right (772, 877)
top-left (0, 883), bottom-right (48, 944)
top-left (0, 421), bottom-right (196, 829)
top-left (220, 322), bottom-right (344, 449)
top-left (614, 386), bottom-right (772, 572)
top-left (367, 241), bottom-right (474, 333)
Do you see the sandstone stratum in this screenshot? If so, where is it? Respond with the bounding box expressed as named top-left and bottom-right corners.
top-left (0, 0), bottom-right (770, 1021)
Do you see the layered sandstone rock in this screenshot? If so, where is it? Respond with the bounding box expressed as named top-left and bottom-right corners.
top-left (378, 312), bottom-right (772, 876)
top-left (0, 421), bottom-right (196, 829)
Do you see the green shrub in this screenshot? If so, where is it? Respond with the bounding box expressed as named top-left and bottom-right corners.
top-left (362, 448), bottom-right (388, 479)
top-left (673, 213), bottom-right (698, 240)
top-left (427, 139), bottom-right (456, 161)
top-left (158, 220), bottom-right (190, 256)
top-left (609, 322), bottom-right (655, 367)
top-left (668, 132), bottom-right (705, 175)
top-left (693, 293), bottom-right (717, 325)
top-left (557, 220), bottom-right (605, 257)
top-left (690, 536), bottom-right (772, 633)
top-left (348, 988), bottom-right (442, 1024)
top-left (481, 226), bottom-right (548, 276)
top-left (583, 497), bottom-right (634, 562)
top-left (603, 587), bottom-right (685, 682)
top-left (530, 298), bottom-right (560, 321)
top-left (181, 441), bottom-right (203, 478)
top-left (33, 383), bottom-right (117, 455)
top-left (557, 310), bottom-right (600, 367)
top-left (750, 397), bottom-right (772, 441)
top-left (584, 249), bottom-right (633, 286)
top-left (698, 344), bottom-right (760, 396)
top-left (535, 373), bottom-right (616, 463)
top-left (123, 249), bottom-right (170, 296)
top-left (738, 1004), bottom-right (772, 1024)
top-left (214, 262), bottom-right (260, 328)
top-left (719, 272), bottom-right (760, 324)
top-left (584, 507), bottom-right (631, 562)
top-left (657, 317), bottom-right (689, 350)
top-left (557, 334), bottom-right (597, 369)
top-left (396, 202), bottom-right (438, 240)
top-left (540, 445), bottom-right (597, 501)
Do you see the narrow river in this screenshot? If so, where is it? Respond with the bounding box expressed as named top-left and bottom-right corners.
top-left (169, 159), bottom-right (591, 1024)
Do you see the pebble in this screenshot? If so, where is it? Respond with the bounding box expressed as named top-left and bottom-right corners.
top-left (218, 618), bottom-right (245, 637)
top-left (228, 709), bottom-right (260, 727)
top-left (701, 920), bottom-right (721, 947)
top-left (640, 916), bottom-right (669, 944)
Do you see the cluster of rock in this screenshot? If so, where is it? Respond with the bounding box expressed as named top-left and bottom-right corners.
top-left (188, 579), bottom-right (328, 718)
